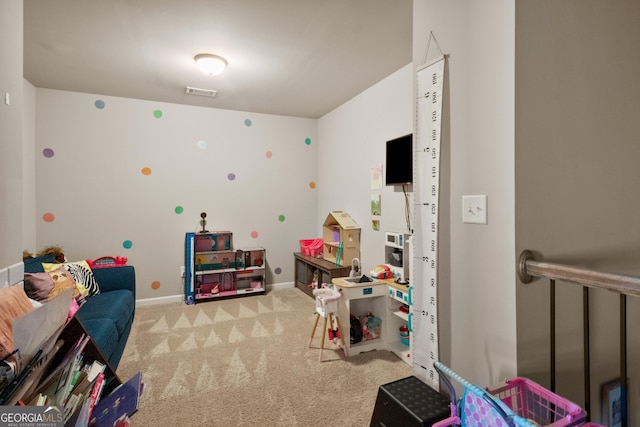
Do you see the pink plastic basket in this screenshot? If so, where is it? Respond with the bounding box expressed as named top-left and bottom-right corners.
top-left (300, 238), bottom-right (323, 257)
top-left (486, 377), bottom-right (586, 427)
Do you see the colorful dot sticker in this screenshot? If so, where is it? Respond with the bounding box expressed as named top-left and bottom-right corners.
top-left (251, 231), bottom-right (259, 239)
top-left (266, 151), bottom-right (273, 159)
top-left (153, 110), bottom-right (163, 118)
top-left (42, 212), bottom-right (55, 222)
top-left (123, 240), bottom-right (133, 249)
top-left (278, 215), bottom-right (285, 222)
top-left (274, 267), bottom-right (282, 275)
top-left (227, 173), bottom-right (236, 181)
top-left (151, 281), bottom-right (161, 290)
top-left (309, 181), bottom-right (316, 189)
top-left (95, 100), bottom-right (105, 109)
top-left (244, 119), bottom-right (252, 127)
top-left (141, 167), bottom-right (152, 176)
top-left (197, 140), bottom-right (207, 149)
top-left (43, 148), bottom-right (55, 158)
top-left (175, 206), bottom-right (184, 214)
top-left (305, 138), bottom-right (311, 145)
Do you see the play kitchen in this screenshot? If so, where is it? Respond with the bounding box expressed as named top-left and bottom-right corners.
top-left (331, 275), bottom-right (412, 365)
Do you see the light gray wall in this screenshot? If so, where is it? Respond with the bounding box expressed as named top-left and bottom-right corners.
top-left (33, 89), bottom-right (318, 301)
top-left (413, 0), bottom-right (517, 388)
top-left (317, 64), bottom-right (413, 274)
top-left (0, 1), bottom-right (24, 267)
top-left (23, 80), bottom-right (37, 253)
top-left (515, 1), bottom-right (640, 423)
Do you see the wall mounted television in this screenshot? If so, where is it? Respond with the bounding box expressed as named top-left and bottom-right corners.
top-left (385, 133), bottom-right (413, 186)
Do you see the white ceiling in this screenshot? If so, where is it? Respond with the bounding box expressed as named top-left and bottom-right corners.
top-left (24, 0), bottom-right (412, 119)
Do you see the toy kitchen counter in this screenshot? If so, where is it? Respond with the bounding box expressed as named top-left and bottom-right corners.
top-left (331, 277), bottom-right (412, 364)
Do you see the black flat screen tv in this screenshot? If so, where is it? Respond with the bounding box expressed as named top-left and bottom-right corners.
top-left (385, 133), bottom-right (413, 186)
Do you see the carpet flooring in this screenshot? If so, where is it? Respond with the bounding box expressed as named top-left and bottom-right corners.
top-left (116, 287), bottom-right (413, 426)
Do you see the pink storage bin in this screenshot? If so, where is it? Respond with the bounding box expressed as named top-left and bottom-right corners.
top-left (486, 377), bottom-right (586, 427)
top-left (300, 238), bottom-right (323, 257)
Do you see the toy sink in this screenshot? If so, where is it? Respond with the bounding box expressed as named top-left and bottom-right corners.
top-left (342, 275), bottom-right (379, 284)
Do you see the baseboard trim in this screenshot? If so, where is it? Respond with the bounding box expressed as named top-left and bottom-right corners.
top-left (135, 281), bottom-right (295, 307)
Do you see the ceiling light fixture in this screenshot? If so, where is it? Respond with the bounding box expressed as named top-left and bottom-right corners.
top-left (194, 54), bottom-right (227, 76)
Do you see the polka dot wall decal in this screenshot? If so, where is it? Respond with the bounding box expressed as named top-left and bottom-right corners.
top-left (141, 167), bottom-right (152, 176)
top-left (42, 212), bottom-right (55, 222)
top-left (175, 206), bottom-right (184, 214)
top-left (227, 173), bottom-right (236, 181)
top-left (266, 151), bottom-right (272, 159)
top-left (278, 215), bottom-right (285, 222)
top-left (244, 119), bottom-right (252, 127)
top-left (123, 240), bottom-right (133, 249)
top-left (95, 100), bottom-right (105, 109)
top-left (153, 110), bottom-right (163, 118)
top-left (197, 140), bottom-right (207, 149)
top-left (251, 231), bottom-right (259, 239)
top-left (305, 138), bottom-right (311, 145)
top-left (151, 281), bottom-right (161, 290)
top-left (43, 148), bottom-right (54, 158)
top-left (309, 181), bottom-right (316, 189)
top-left (274, 267), bottom-right (282, 275)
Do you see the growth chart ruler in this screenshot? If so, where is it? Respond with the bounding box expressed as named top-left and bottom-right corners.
top-left (412, 52), bottom-right (445, 390)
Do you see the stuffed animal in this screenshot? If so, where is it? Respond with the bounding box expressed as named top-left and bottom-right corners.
top-left (36, 245), bottom-right (66, 263)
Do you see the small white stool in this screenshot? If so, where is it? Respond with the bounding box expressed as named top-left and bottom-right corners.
top-left (308, 287), bottom-right (347, 361)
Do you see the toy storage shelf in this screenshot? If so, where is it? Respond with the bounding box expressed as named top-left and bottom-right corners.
top-left (385, 285), bottom-right (411, 365)
top-left (293, 252), bottom-right (352, 298)
top-left (185, 232), bottom-right (266, 304)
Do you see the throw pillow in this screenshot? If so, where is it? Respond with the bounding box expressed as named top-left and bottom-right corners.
top-left (42, 260), bottom-right (101, 298)
top-left (23, 272), bottom-right (55, 302)
top-left (46, 267), bottom-right (80, 302)
top-left (24, 268), bottom-right (85, 304)
top-left (23, 253), bottom-right (57, 273)
top-left (0, 285), bottom-right (35, 360)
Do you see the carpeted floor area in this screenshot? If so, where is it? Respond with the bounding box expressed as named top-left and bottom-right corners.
top-left (116, 287), bottom-right (413, 426)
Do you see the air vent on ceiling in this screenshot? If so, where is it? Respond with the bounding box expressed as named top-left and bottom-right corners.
top-left (185, 86), bottom-right (218, 97)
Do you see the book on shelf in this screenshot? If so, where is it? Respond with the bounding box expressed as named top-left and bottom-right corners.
top-left (66, 370), bottom-right (106, 427)
top-left (89, 371), bottom-right (143, 427)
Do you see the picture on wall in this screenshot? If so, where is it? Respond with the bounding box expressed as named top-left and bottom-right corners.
top-left (371, 165), bottom-right (382, 190)
top-left (371, 194), bottom-right (381, 216)
top-left (601, 379), bottom-right (624, 427)
top-left (371, 220), bottom-right (380, 231)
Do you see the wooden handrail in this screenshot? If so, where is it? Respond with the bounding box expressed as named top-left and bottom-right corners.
top-left (518, 249), bottom-right (634, 426)
top-left (518, 250), bottom-right (640, 297)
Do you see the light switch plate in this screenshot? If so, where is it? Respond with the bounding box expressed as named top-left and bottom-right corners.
top-left (462, 195), bottom-right (487, 224)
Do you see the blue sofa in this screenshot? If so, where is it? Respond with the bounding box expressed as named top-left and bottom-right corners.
top-left (23, 255), bottom-right (136, 370)
top-left (76, 266), bottom-right (136, 370)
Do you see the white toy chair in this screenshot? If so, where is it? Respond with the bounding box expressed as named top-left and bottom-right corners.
top-left (308, 286), bottom-right (346, 361)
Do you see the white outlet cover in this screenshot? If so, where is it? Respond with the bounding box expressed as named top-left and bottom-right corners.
top-left (462, 195), bottom-right (487, 224)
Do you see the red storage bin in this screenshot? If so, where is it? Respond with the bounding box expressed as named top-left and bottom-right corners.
top-left (300, 238), bottom-right (323, 257)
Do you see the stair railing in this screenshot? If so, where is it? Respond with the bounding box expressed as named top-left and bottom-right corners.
top-left (518, 250), bottom-right (640, 426)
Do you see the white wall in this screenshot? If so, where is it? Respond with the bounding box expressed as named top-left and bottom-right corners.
top-left (23, 80), bottom-right (37, 253)
top-left (33, 89), bottom-right (318, 301)
top-left (0, 1), bottom-right (24, 267)
top-left (413, 0), bottom-right (517, 386)
top-left (317, 64), bottom-right (414, 274)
